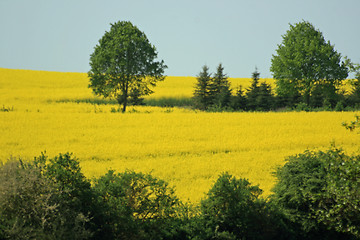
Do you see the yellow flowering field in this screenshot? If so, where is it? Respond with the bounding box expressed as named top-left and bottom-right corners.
top-left (0, 68), bottom-right (359, 203)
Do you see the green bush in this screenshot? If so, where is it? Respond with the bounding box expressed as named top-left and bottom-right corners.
top-left (0, 158), bottom-right (92, 240)
top-left (315, 149), bottom-right (360, 238)
top-left (93, 170), bottom-right (180, 239)
top-left (199, 172), bottom-right (291, 240)
top-left (272, 148), bottom-right (359, 239)
top-left (2, 150), bottom-right (358, 239)
top-left (0, 154), bottom-right (186, 240)
top-left (34, 153), bottom-right (100, 238)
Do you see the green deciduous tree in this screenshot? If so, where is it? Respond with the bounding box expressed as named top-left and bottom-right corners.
top-left (88, 21), bottom-right (167, 112)
top-left (270, 21), bottom-right (348, 106)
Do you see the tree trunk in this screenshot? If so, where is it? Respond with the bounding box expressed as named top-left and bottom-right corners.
top-left (122, 98), bottom-right (127, 113)
top-left (304, 88), bottom-right (310, 106)
top-left (122, 80), bottom-right (129, 113)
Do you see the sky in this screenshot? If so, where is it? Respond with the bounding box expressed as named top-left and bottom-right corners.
top-left (0, 0), bottom-right (359, 78)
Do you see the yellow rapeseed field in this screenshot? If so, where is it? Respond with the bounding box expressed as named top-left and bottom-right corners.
top-left (0, 68), bottom-right (359, 203)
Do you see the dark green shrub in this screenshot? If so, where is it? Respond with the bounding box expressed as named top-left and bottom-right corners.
top-left (0, 158), bottom-right (92, 240)
top-left (272, 150), bottom-right (327, 236)
top-left (93, 170), bottom-right (180, 239)
top-left (315, 149), bottom-right (360, 238)
top-left (199, 172), bottom-right (291, 240)
top-left (34, 153), bottom-right (99, 238)
top-left (36, 153), bottom-right (91, 196)
top-left (272, 148), bottom-right (359, 239)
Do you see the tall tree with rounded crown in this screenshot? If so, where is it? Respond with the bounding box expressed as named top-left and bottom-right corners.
top-left (88, 21), bottom-right (167, 112)
top-left (270, 21), bottom-right (348, 106)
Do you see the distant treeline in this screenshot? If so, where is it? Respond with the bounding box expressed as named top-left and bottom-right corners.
top-left (139, 64), bottom-right (360, 112)
top-left (86, 20), bottom-right (360, 113)
top-left (190, 64), bottom-right (360, 112)
top-left (1, 145), bottom-right (359, 239)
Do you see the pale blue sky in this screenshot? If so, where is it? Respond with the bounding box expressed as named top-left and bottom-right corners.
top-left (0, 0), bottom-right (359, 77)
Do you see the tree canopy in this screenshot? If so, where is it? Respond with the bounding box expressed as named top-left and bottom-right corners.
top-left (270, 21), bottom-right (348, 106)
top-left (88, 21), bottom-right (167, 112)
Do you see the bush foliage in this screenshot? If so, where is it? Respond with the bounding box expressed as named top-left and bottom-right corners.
top-left (272, 147), bottom-right (360, 239)
top-left (1, 148), bottom-right (359, 239)
top-left (0, 155), bottom-right (92, 240)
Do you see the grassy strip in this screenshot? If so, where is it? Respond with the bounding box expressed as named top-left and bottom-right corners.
top-left (144, 97), bottom-right (194, 107)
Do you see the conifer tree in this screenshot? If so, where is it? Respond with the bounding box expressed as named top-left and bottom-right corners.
top-left (250, 67), bottom-right (260, 90)
top-left (193, 65), bottom-right (212, 110)
top-left (257, 82), bottom-right (274, 111)
top-left (230, 85), bottom-right (247, 110)
top-left (209, 63), bottom-right (232, 108)
top-left (246, 67), bottom-right (274, 111)
top-left (246, 67), bottom-right (261, 110)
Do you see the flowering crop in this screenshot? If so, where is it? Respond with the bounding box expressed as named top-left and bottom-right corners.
top-left (0, 68), bottom-right (358, 202)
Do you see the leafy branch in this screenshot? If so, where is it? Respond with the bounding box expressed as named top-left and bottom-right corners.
top-left (342, 115), bottom-right (360, 132)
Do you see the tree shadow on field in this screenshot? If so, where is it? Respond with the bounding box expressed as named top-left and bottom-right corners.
top-left (53, 98), bottom-right (117, 105)
top-left (52, 97), bottom-right (194, 108)
top-left (144, 97), bottom-right (193, 107)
